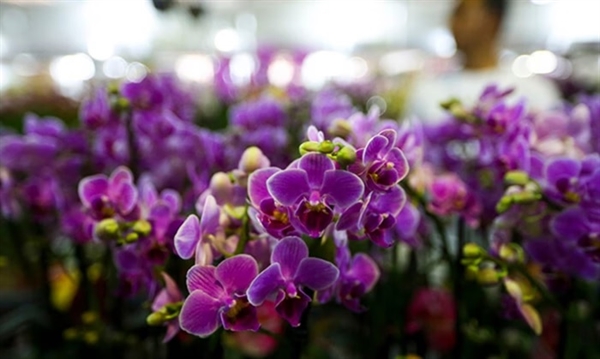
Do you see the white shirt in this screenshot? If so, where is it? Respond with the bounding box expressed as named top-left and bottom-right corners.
top-left (407, 66), bottom-right (562, 123)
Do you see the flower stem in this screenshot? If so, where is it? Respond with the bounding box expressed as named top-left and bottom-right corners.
top-left (233, 206), bottom-right (250, 255)
top-left (453, 217), bottom-right (465, 359)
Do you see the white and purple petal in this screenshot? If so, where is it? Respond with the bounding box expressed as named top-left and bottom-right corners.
top-left (174, 214), bottom-right (201, 259)
top-left (248, 167), bottom-right (280, 206)
top-left (186, 265), bottom-right (224, 298)
top-left (78, 175), bottom-right (109, 207)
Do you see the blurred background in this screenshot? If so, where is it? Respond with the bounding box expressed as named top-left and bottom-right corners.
top-left (0, 0), bottom-right (599, 115)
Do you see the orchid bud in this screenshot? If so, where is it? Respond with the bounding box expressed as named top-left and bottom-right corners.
top-left (94, 218), bottom-right (120, 241)
top-left (238, 147), bottom-right (269, 174)
top-left (511, 191), bottom-right (541, 204)
top-left (336, 146), bottom-right (357, 167)
top-left (209, 172), bottom-right (234, 203)
top-left (299, 141), bottom-right (320, 155)
top-left (504, 170), bottom-right (529, 186)
top-left (496, 196), bottom-right (513, 214)
top-left (146, 311), bottom-right (166, 326)
top-left (317, 140), bottom-right (335, 154)
top-left (463, 243), bottom-right (483, 259)
top-left (124, 232), bottom-right (139, 244)
top-left (499, 243), bottom-right (525, 263)
top-left (132, 219), bottom-right (152, 237)
top-left (477, 267), bottom-right (500, 286)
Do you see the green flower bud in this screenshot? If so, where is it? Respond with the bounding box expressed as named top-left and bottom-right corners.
top-left (499, 243), bottom-right (525, 263)
top-left (317, 141), bottom-right (336, 154)
top-left (299, 141), bottom-right (320, 155)
top-left (504, 170), bottom-right (530, 186)
top-left (477, 267), bottom-right (500, 286)
top-left (124, 232), bottom-right (139, 244)
top-left (132, 220), bottom-right (152, 237)
top-left (336, 146), bottom-right (357, 167)
top-left (146, 311), bottom-right (166, 326)
top-left (496, 196), bottom-right (513, 214)
top-left (94, 218), bottom-right (120, 241)
top-left (511, 191), bottom-right (541, 204)
top-left (463, 243), bottom-right (483, 259)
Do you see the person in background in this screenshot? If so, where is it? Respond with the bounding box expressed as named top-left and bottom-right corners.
top-left (407, 0), bottom-right (561, 123)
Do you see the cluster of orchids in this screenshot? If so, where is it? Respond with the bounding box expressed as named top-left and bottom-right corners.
top-left (2, 67), bottom-right (599, 358)
top-left (79, 119), bottom-right (411, 340)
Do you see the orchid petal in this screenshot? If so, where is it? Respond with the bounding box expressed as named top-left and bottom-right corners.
top-left (321, 170), bottom-right (364, 209)
top-left (248, 167), bottom-right (280, 206)
top-left (347, 254), bottom-right (380, 292)
top-left (185, 265), bottom-right (224, 298)
top-left (78, 175), bottom-right (108, 207)
top-left (298, 153), bottom-right (335, 188)
top-left (200, 195), bottom-right (220, 236)
top-left (363, 135), bottom-right (388, 163)
top-left (216, 255), bottom-right (259, 296)
top-left (267, 169), bottom-right (310, 206)
top-left (179, 291), bottom-right (221, 338)
top-left (294, 257), bottom-right (339, 290)
top-left (271, 236), bottom-right (308, 279)
top-left (174, 214), bottom-right (201, 260)
top-left (247, 263), bottom-right (285, 306)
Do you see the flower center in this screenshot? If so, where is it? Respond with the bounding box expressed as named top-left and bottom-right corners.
top-left (273, 209), bottom-right (289, 224)
top-left (225, 299), bottom-right (249, 319)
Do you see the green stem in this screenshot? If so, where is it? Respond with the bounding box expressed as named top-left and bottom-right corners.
top-left (453, 217), bottom-right (465, 359)
top-left (233, 206), bottom-right (250, 255)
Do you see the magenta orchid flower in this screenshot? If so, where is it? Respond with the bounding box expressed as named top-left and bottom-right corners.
top-left (246, 236), bottom-right (339, 326)
top-left (248, 167), bottom-right (297, 238)
top-left (349, 129), bottom-right (409, 192)
top-left (179, 255), bottom-right (260, 337)
top-left (266, 153), bottom-right (364, 237)
top-left (319, 244), bottom-right (380, 312)
top-left (78, 166), bottom-right (138, 220)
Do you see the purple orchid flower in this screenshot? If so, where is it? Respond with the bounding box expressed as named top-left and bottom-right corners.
top-left (543, 155), bottom-right (600, 205)
top-left (246, 236), bottom-right (339, 326)
top-left (427, 173), bottom-right (482, 227)
top-left (151, 272), bottom-right (184, 343)
top-left (319, 244), bottom-right (380, 312)
top-left (337, 186), bottom-right (407, 247)
top-left (179, 255), bottom-right (260, 337)
top-left (174, 194), bottom-right (220, 265)
top-left (78, 166), bottom-right (138, 220)
top-left (138, 176), bottom-right (182, 244)
top-left (248, 167), bottom-right (297, 238)
top-left (349, 129), bottom-right (409, 192)
top-left (266, 153), bottom-right (364, 237)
